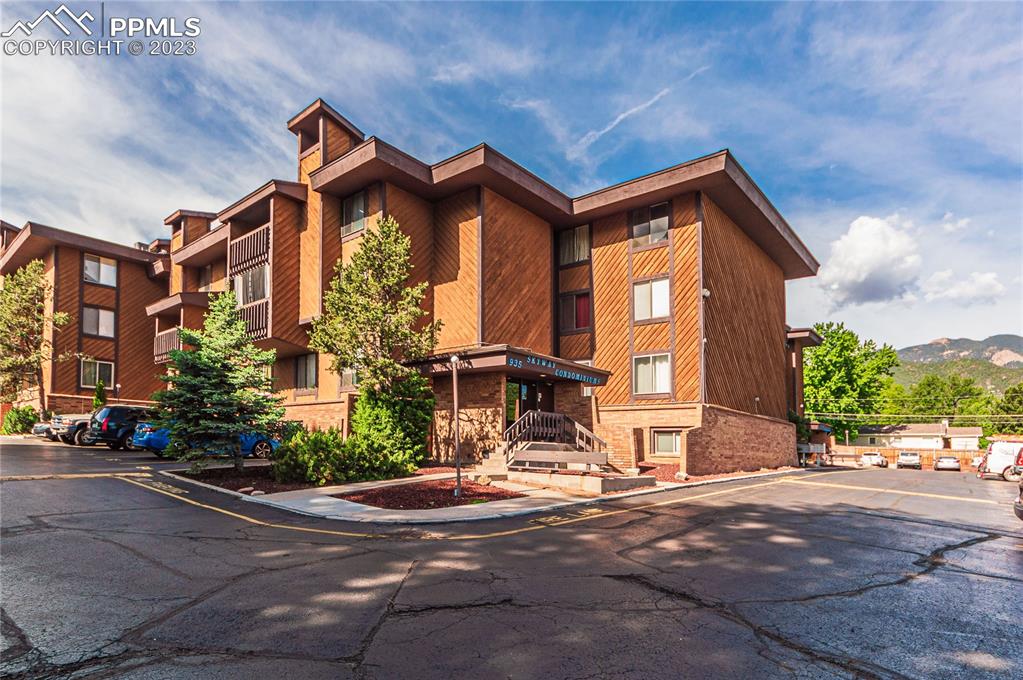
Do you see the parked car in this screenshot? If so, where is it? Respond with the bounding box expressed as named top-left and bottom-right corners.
top-left (132, 422), bottom-right (278, 459)
top-left (31, 421), bottom-right (57, 440)
top-left (1014, 476), bottom-right (1023, 522)
top-left (896, 451), bottom-right (921, 469)
top-left (88, 406), bottom-right (153, 450)
top-left (934, 455), bottom-right (962, 471)
top-left (860, 451), bottom-right (888, 468)
top-left (977, 442), bottom-right (1023, 482)
top-left (51, 413), bottom-right (95, 446)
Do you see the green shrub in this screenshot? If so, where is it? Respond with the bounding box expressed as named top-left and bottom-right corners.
top-left (1, 406), bottom-right (39, 434)
top-left (350, 373), bottom-right (434, 468)
top-left (271, 427), bottom-right (418, 486)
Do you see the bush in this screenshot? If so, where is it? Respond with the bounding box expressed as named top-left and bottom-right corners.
top-left (1, 406), bottom-right (39, 434)
top-left (350, 373), bottom-right (434, 467)
top-left (270, 428), bottom-right (417, 486)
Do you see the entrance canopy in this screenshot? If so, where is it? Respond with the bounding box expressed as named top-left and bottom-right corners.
top-left (411, 344), bottom-right (611, 386)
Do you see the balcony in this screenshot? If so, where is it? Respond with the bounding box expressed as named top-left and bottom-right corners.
top-left (229, 223), bottom-right (270, 274)
top-left (154, 328), bottom-right (181, 364)
top-left (238, 299), bottom-right (269, 340)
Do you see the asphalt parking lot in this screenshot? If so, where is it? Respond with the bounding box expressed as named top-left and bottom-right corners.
top-left (2, 437), bottom-right (1021, 679)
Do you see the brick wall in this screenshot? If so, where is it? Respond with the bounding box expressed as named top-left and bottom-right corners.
top-left (284, 396), bottom-right (354, 434)
top-left (683, 404), bottom-right (796, 476)
top-left (593, 402), bottom-right (701, 469)
top-left (554, 382), bottom-right (594, 430)
top-left (432, 373), bottom-right (505, 463)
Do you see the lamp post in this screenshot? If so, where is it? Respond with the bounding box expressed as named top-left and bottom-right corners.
top-left (450, 355), bottom-right (461, 498)
top-left (115, 383), bottom-right (121, 402)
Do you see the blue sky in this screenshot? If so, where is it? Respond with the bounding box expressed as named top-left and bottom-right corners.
top-left (2, 1), bottom-right (1020, 348)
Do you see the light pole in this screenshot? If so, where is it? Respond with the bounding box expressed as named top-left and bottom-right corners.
top-left (450, 355), bottom-right (461, 497)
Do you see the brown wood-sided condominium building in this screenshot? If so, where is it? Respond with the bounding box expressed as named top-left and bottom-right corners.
top-left (2, 99), bottom-right (821, 476)
top-left (0, 220), bottom-right (170, 414)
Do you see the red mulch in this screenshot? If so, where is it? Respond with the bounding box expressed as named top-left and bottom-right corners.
top-left (413, 465), bottom-right (460, 475)
top-left (338, 479), bottom-right (524, 510)
top-left (178, 463), bottom-right (469, 495)
top-left (637, 463), bottom-right (799, 484)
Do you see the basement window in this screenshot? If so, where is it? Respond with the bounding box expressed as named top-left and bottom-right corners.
top-left (652, 430), bottom-right (682, 457)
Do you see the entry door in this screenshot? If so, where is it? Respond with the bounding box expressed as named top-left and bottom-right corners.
top-left (537, 382), bottom-right (555, 413)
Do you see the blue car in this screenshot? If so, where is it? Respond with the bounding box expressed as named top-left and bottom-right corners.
top-left (133, 422), bottom-right (279, 459)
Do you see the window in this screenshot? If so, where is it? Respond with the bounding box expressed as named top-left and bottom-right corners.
top-left (233, 265), bottom-right (269, 306)
top-left (81, 359), bottom-right (114, 388)
top-left (82, 307), bottom-right (115, 338)
top-left (868, 437), bottom-right (877, 445)
top-left (633, 353), bottom-right (670, 395)
top-left (295, 354), bottom-right (317, 390)
top-left (629, 202), bottom-right (669, 247)
top-left (342, 191), bottom-right (366, 237)
top-left (559, 291), bottom-right (591, 331)
top-left (578, 359), bottom-right (594, 397)
top-left (633, 277), bottom-right (670, 321)
top-left (83, 254), bottom-right (117, 286)
top-left (198, 264), bottom-right (213, 292)
top-left (653, 430), bottom-right (682, 457)
top-left (340, 367), bottom-right (360, 390)
top-left (558, 225), bottom-right (590, 265)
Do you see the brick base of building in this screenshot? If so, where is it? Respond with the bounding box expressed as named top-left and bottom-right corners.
top-left (682, 404), bottom-right (796, 476)
top-left (593, 402), bottom-right (701, 470)
top-left (431, 373), bottom-right (505, 463)
top-left (283, 396), bottom-right (355, 434)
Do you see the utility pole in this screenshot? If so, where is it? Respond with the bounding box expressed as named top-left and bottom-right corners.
top-left (450, 355), bottom-right (461, 497)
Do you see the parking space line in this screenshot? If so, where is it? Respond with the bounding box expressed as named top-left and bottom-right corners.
top-left (0, 472), bottom-right (153, 481)
top-left (780, 478), bottom-right (1004, 505)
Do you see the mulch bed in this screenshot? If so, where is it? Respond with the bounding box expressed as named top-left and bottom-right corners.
top-left (337, 479), bottom-right (524, 510)
top-left (179, 463), bottom-right (470, 495)
top-left (638, 463), bottom-right (799, 484)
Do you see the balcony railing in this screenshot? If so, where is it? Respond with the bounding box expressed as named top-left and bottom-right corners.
top-left (238, 299), bottom-right (269, 340)
top-left (154, 328), bottom-right (181, 364)
top-left (229, 223), bottom-right (270, 274)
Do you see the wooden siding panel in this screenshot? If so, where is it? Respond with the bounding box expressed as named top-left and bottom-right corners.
top-left (432, 188), bottom-right (479, 350)
top-left (591, 212), bottom-right (631, 405)
top-left (559, 333), bottom-right (591, 360)
top-left (633, 245), bottom-right (670, 279)
top-left (672, 193), bottom-right (701, 403)
top-left (340, 183), bottom-right (382, 265)
top-left (169, 229), bottom-right (183, 295)
top-left (81, 335), bottom-right (113, 361)
top-left (53, 247), bottom-right (80, 395)
top-left (82, 285), bottom-right (115, 308)
top-left (117, 261), bottom-right (167, 401)
top-left (321, 194), bottom-right (341, 311)
top-left (559, 264), bottom-right (590, 292)
top-left (270, 196), bottom-right (307, 348)
top-left (481, 188), bottom-right (552, 354)
top-left (634, 322), bottom-right (670, 353)
top-left (323, 118), bottom-right (354, 164)
top-left (299, 150), bottom-right (322, 320)
top-left (702, 195), bottom-right (787, 419)
top-left (386, 183), bottom-right (434, 330)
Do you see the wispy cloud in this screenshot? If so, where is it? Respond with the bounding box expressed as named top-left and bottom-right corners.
top-left (567, 87), bottom-right (671, 163)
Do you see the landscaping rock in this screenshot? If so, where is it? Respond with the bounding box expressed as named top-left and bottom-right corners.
top-left (237, 486), bottom-right (255, 494)
top-left (476, 474), bottom-right (492, 486)
top-left (250, 490), bottom-right (265, 496)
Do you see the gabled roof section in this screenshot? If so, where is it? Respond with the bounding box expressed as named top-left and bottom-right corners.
top-left (217, 180), bottom-right (308, 224)
top-left (287, 98), bottom-right (365, 142)
top-left (309, 141), bottom-right (819, 279)
top-left (0, 222), bottom-right (167, 274)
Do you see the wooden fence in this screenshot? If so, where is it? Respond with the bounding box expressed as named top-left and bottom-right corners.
top-left (830, 445), bottom-right (980, 468)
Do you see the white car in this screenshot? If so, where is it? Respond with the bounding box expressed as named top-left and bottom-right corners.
top-left (860, 452), bottom-right (888, 468)
top-left (934, 455), bottom-right (961, 471)
top-left (978, 442), bottom-right (1023, 482)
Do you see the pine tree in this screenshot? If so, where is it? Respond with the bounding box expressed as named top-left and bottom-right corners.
top-left (0, 259), bottom-right (72, 408)
top-left (153, 291), bottom-right (283, 471)
top-left (92, 378), bottom-right (107, 409)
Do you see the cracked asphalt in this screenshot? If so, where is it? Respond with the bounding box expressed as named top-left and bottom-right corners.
top-left (2, 438), bottom-right (1021, 679)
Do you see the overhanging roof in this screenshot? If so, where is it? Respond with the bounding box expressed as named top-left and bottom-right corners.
top-left (310, 141), bottom-right (819, 279)
top-left (217, 180), bottom-right (307, 224)
top-left (787, 327), bottom-right (823, 346)
top-left (287, 98), bottom-right (365, 143)
top-left (0, 222), bottom-right (167, 274)
top-left (171, 225), bottom-right (229, 267)
top-left (145, 292), bottom-right (210, 318)
top-left (164, 209), bottom-right (217, 226)
top-left (410, 344), bottom-right (611, 386)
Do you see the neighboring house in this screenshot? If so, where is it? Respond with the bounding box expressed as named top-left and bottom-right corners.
top-left (854, 422), bottom-right (982, 450)
top-left (0, 223), bottom-right (170, 414)
top-left (149, 98), bottom-right (820, 476)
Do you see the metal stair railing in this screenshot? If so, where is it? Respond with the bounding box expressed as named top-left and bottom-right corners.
top-left (501, 410), bottom-right (608, 465)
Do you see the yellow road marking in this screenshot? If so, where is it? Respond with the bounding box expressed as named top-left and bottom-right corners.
top-left (117, 475), bottom-right (790, 542)
top-left (0, 472), bottom-right (152, 481)
top-left (781, 478), bottom-right (1004, 505)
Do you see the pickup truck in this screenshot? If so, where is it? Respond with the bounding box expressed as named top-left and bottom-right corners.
top-left (50, 412), bottom-right (96, 446)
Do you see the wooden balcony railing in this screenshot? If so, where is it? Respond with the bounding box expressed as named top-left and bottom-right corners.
top-left (238, 299), bottom-right (269, 340)
top-left (154, 328), bottom-right (181, 364)
top-left (229, 223), bottom-right (270, 274)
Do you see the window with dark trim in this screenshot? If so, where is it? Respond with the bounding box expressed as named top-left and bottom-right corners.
top-left (295, 354), bottom-right (317, 391)
top-left (82, 306), bottom-right (115, 338)
top-left (633, 353), bottom-right (670, 395)
top-left (81, 359), bottom-right (114, 388)
top-left (633, 277), bottom-right (670, 321)
top-left (559, 291), bottom-right (591, 332)
top-left (652, 429), bottom-right (682, 457)
top-left (629, 202), bottom-right (669, 247)
top-left (558, 225), bottom-right (590, 265)
top-left (342, 191), bottom-right (367, 237)
top-left (232, 265), bottom-right (269, 306)
top-left (83, 254), bottom-right (117, 286)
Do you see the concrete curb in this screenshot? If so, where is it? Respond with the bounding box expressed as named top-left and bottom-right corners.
top-left (160, 466), bottom-right (831, 525)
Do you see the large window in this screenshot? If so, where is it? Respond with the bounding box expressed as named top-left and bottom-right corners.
top-left (633, 277), bottom-right (670, 321)
top-left (558, 225), bottom-right (590, 265)
top-left (633, 353), bottom-right (670, 395)
top-left (295, 354), bottom-right (317, 390)
top-left (559, 291), bottom-right (591, 332)
top-left (82, 306), bottom-right (115, 338)
top-left (652, 430), bottom-right (682, 457)
top-left (81, 359), bottom-right (114, 388)
top-left (629, 202), bottom-right (669, 248)
top-left (83, 254), bottom-right (117, 286)
top-left (342, 191), bottom-right (366, 237)
top-left (233, 265), bottom-right (269, 306)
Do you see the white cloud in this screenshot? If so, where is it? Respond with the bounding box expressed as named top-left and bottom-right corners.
top-left (921, 271), bottom-right (1006, 304)
top-left (818, 215), bottom-right (922, 307)
top-left (567, 87), bottom-right (670, 163)
top-left (941, 212), bottom-right (971, 233)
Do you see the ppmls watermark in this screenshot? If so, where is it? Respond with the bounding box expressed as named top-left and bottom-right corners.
top-left (2, 3), bottom-right (201, 56)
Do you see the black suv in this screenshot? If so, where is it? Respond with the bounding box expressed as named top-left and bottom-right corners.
top-left (89, 406), bottom-right (153, 450)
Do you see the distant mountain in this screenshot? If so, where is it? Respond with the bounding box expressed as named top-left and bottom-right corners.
top-left (897, 335), bottom-right (1023, 367)
top-left (892, 358), bottom-right (1023, 396)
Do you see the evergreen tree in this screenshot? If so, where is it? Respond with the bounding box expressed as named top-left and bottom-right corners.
top-left (996, 382), bottom-right (1023, 434)
top-left (153, 291), bottom-right (283, 472)
top-left (0, 259), bottom-right (72, 408)
top-left (92, 378), bottom-right (107, 409)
